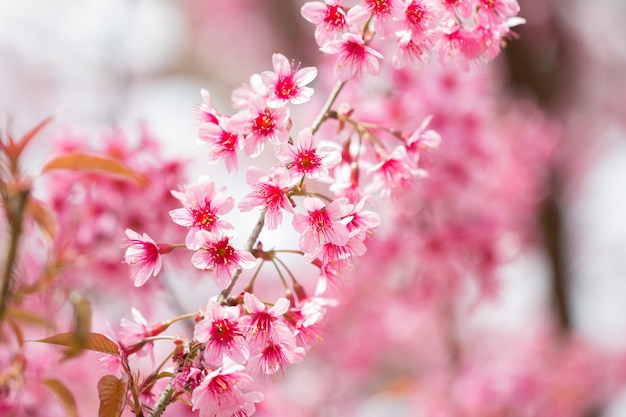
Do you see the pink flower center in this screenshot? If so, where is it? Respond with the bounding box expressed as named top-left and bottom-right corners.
top-left (342, 40), bottom-right (367, 62)
top-left (253, 109), bottom-right (277, 136)
top-left (309, 208), bottom-right (331, 232)
top-left (191, 203), bottom-right (216, 228)
top-left (324, 5), bottom-right (347, 29)
top-left (366, 0), bottom-right (392, 14)
top-left (209, 238), bottom-right (236, 265)
top-left (220, 131), bottom-right (238, 151)
top-left (406, 2), bottom-right (427, 29)
top-left (211, 318), bottom-right (240, 344)
top-left (295, 150), bottom-right (321, 173)
top-left (275, 76), bottom-right (297, 100)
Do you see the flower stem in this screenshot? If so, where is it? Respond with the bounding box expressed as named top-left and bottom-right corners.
top-left (311, 80), bottom-right (345, 134)
top-left (218, 210), bottom-right (266, 304)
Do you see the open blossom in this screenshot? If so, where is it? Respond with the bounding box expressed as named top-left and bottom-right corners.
top-left (230, 95), bottom-right (290, 158)
top-left (197, 115), bottom-right (243, 175)
top-left (191, 231), bottom-right (257, 289)
top-left (320, 32), bottom-right (384, 81)
top-left (348, 0), bottom-right (403, 39)
top-left (261, 53), bottom-right (317, 108)
top-left (248, 324), bottom-right (305, 376)
top-left (292, 197), bottom-right (352, 253)
top-left (238, 165), bottom-right (295, 230)
top-left (303, 231), bottom-right (367, 272)
top-left (195, 89), bottom-right (219, 124)
top-left (344, 197), bottom-right (381, 240)
top-left (275, 127), bottom-right (341, 180)
top-left (301, 0), bottom-right (350, 46)
top-left (194, 300), bottom-right (249, 366)
top-left (240, 293), bottom-right (290, 351)
top-left (169, 175), bottom-right (235, 249)
top-left (475, 0), bottom-right (521, 26)
top-left (191, 364), bottom-right (263, 417)
top-left (123, 228), bottom-right (169, 287)
top-left (367, 145), bottom-right (426, 198)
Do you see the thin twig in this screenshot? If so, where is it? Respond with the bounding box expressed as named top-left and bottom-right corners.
top-left (311, 81), bottom-right (345, 135)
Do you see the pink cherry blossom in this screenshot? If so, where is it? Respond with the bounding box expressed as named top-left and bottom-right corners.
top-left (231, 73), bottom-right (269, 110)
top-left (195, 88), bottom-right (219, 124)
top-left (261, 53), bottom-right (317, 108)
top-left (169, 175), bottom-right (235, 249)
top-left (475, 0), bottom-right (521, 26)
top-left (123, 228), bottom-right (166, 287)
top-left (367, 145), bottom-right (426, 198)
top-left (248, 324), bottom-right (305, 376)
top-left (240, 292), bottom-right (290, 351)
top-left (191, 364), bottom-right (263, 417)
top-left (301, 0), bottom-right (350, 46)
top-left (292, 197), bottom-right (352, 253)
top-left (238, 165), bottom-right (295, 230)
top-left (194, 300), bottom-right (249, 366)
top-left (197, 116), bottom-right (243, 175)
top-left (343, 197), bottom-right (381, 240)
top-left (303, 231), bottom-right (367, 272)
top-left (320, 32), bottom-right (384, 81)
top-left (274, 127), bottom-right (341, 180)
top-left (348, 0), bottom-right (403, 39)
top-left (229, 95), bottom-right (290, 158)
top-left (191, 231), bottom-right (257, 290)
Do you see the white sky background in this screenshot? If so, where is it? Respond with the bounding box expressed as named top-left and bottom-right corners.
top-left (1, 0), bottom-right (626, 413)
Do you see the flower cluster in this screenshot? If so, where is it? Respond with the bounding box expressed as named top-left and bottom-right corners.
top-left (302, 0), bottom-right (524, 76)
top-left (111, 2), bottom-right (526, 415)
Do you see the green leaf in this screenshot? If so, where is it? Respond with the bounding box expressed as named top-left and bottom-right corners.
top-left (97, 375), bottom-right (127, 417)
top-left (34, 332), bottom-right (120, 356)
top-left (41, 152), bottom-right (149, 187)
top-left (42, 378), bottom-right (80, 417)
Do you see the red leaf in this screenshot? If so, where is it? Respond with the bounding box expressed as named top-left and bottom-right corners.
top-left (97, 375), bottom-right (127, 417)
top-left (41, 152), bottom-right (149, 187)
top-left (35, 332), bottom-right (120, 356)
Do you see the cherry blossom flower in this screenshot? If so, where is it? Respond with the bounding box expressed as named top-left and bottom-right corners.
top-left (275, 127), bottom-right (341, 180)
top-left (303, 231), bottom-right (367, 272)
top-left (475, 0), bottom-right (521, 26)
top-left (194, 300), bottom-right (249, 366)
top-left (197, 116), bottom-right (243, 175)
top-left (292, 197), bottom-right (352, 253)
top-left (401, 0), bottom-right (443, 35)
top-left (238, 165), bottom-right (295, 230)
top-left (367, 146), bottom-right (426, 198)
top-left (230, 95), bottom-right (290, 158)
top-left (231, 73), bottom-right (268, 110)
top-left (288, 295), bottom-right (338, 348)
top-left (191, 364), bottom-right (263, 417)
top-left (248, 324), bottom-right (305, 376)
top-left (393, 29), bottom-right (434, 69)
top-left (348, 0), bottom-right (403, 39)
top-left (195, 89), bottom-right (219, 124)
top-left (301, 0), bottom-right (351, 46)
top-left (320, 32), bottom-right (384, 81)
top-left (240, 293), bottom-right (290, 351)
top-left (118, 307), bottom-right (168, 359)
top-left (191, 231), bottom-right (257, 289)
top-left (123, 228), bottom-right (169, 287)
top-left (169, 175), bottom-right (235, 249)
top-left (261, 53), bottom-right (317, 108)
top-left (343, 197), bottom-right (381, 240)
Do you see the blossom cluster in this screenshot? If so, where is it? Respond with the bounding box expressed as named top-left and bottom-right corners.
top-left (302, 0), bottom-right (524, 76)
top-left (0, 1), bottom-right (526, 417)
top-left (113, 2), bottom-right (527, 416)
